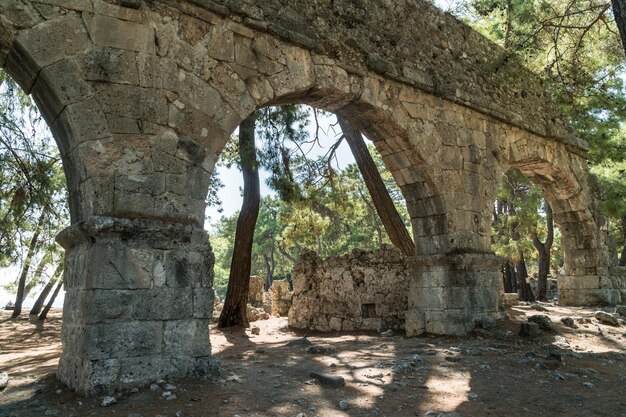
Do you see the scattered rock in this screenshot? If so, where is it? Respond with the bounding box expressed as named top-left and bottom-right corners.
top-left (474, 328), bottom-right (491, 338)
top-left (438, 413), bottom-right (461, 417)
top-left (595, 311), bottom-right (619, 326)
top-left (467, 392), bottom-right (478, 400)
top-left (475, 316), bottom-right (496, 330)
top-left (530, 303), bottom-right (549, 312)
top-left (615, 305), bottom-right (626, 317)
top-left (127, 413), bottom-right (144, 417)
top-left (287, 337), bottom-right (312, 346)
top-left (150, 383), bottom-right (159, 391)
top-left (519, 322), bottom-right (540, 337)
top-left (101, 396), bottom-right (117, 407)
top-left (296, 413), bottom-right (307, 417)
top-left (130, 387), bottom-right (139, 393)
top-left (560, 317), bottom-right (578, 328)
top-left (306, 345), bottom-right (336, 355)
top-left (164, 383), bottom-right (176, 390)
top-left (0, 371), bottom-right (8, 390)
top-left (309, 371), bottom-right (345, 388)
top-left (582, 382), bottom-right (595, 389)
top-left (338, 400), bottom-right (349, 410)
top-left (392, 354), bottom-right (423, 373)
top-left (380, 329), bottom-right (394, 337)
top-left (44, 409), bottom-right (59, 415)
top-left (528, 315), bottom-right (553, 331)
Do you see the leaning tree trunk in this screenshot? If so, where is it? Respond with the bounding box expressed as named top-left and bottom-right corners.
top-left (218, 113), bottom-right (260, 328)
top-left (38, 277), bottom-right (63, 321)
top-left (22, 250), bottom-right (51, 302)
top-left (337, 116), bottom-right (415, 256)
top-left (612, 0), bottom-right (626, 57)
top-left (12, 214), bottom-right (44, 318)
top-left (619, 213), bottom-right (626, 266)
top-left (29, 262), bottom-right (63, 316)
top-left (532, 203), bottom-right (554, 301)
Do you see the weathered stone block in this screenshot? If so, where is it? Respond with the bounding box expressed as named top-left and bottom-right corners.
top-left (32, 58), bottom-right (93, 121)
top-left (88, 15), bottom-right (155, 53)
top-left (115, 175), bottom-right (166, 195)
top-left (193, 287), bottom-right (215, 319)
top-left (164, 319), bottom-right (211, 356)
top-left (424, 310), bottom-right (474, 336)
top-left (83, 321), bottom-right (163, 360)
top-left (11, 16), bottom-right (89, 90)
top-left (132, 288), bottom-right (193, 320)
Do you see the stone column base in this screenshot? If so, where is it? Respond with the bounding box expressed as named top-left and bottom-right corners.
top-left (405, 253), bottom-right (505, 336)
top-left (558, 267), bottom-right (626, 306)
top-left (56, 216), bottom-right (220, 396)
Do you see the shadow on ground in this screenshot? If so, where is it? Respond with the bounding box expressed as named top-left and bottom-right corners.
top-left (1, 305), bottom-right (625, 417)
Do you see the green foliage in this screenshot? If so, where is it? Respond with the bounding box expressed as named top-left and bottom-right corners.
top-left (0, 71), bottom-right (68, 273)
top-left (492, 169), bottom-right (563, 274)
top-left (209, 120), bottom-right (411, 296)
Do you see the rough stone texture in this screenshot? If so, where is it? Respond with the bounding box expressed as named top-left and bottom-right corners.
top-left (502, 293), bottom-right (519, 306)
top-left (0, 0), bottom-right (623, 395)
top-left (406, 254), bottom-right (505, 336)
top-left (289, 248), bottom-right (408, 332)
top-left (248, 275), bottom-right (264, 308)
top-left (56, 216), bottom-right (217, 395)
top-left (269, 280), bottom-right (292, 317)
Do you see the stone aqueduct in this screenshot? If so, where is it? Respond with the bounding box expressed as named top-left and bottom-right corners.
top-left (1, 0), bottom-right (624, 395)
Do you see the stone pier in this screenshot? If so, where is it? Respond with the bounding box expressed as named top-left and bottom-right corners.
top-left (56, 216), bottom-right (218, 395)
top-left (406, 254), bottom-right (504, 336)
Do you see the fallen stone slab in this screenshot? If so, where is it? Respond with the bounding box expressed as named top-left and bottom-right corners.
top-left (309, 371), bottom-right (345, 388)
top-left (306, 345), bottom-right (336, 355)
top-left (0, 371), bottom-right (8, 390)
top-left (287, 337), bottom-right (312, 346)
top-left (595, 311), bottom-right (619, 326)
top-left (528, 315), bottom-right (553, 331)
top-left (615, 305), bottom-right (626, 318)
top-left (560, 317), bottom-right (578, 328)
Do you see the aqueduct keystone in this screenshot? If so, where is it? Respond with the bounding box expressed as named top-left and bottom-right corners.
top-left (0, 0), bottom-right (623, 395)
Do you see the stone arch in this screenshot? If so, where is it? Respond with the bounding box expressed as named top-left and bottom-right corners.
top-left (501, 127), bottom-right (622, 305)
top-left (1, 0), bottom-right (622, 395)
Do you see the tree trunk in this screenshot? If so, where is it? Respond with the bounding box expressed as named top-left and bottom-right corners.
top-left (337, 116), bottom-right (415, 256)
top-left (263, 250), bottom-right (275, 291)
top-left (503, 260), bottom-right (516, 293)
top-left (22, 250), bottom-right (50, 302)
top-left (38, 277), bottom-right (63, 321)
top-left (619, 213), bottom-right (626, 266)
top-left (30, 262), bottom-right (63, 316)
top-left (12, 214), bottom-right (44, 318)
top-left (532, 203), bottom-right (554, 301)
top-left (514, 252), bottom-right (535, 302)
top-left (612, 0), bottom-right (626, 57)
top-left (218, 113), bottom-right (260, 328)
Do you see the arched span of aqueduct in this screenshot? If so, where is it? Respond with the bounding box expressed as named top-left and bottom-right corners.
top-left (0, 0), bottom-right (624, 395)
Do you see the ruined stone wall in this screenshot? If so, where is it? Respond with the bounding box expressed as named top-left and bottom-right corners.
top-left (269, 280), bottom-right (291, 317)
top-left (289, 248), bottom-right (408, 332)
top-left (248, 275), bottom-right (264, 308)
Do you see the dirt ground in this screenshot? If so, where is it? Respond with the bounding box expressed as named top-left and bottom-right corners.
top-left (1, 304), bottom-right (625, 417)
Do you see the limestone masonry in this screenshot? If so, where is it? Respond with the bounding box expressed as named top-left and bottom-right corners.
top-left (289, 248), bottom-right (408, 332)
top-left (1, 0), bottom-right (624, 396)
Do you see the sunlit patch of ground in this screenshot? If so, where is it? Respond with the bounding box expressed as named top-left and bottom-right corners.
top-left (1, 304), bottom-right (625, 417)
